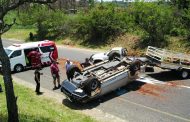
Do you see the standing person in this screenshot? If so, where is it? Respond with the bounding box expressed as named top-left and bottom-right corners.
top-left (50, 60), bottom-right (61, 90)
top-left (65, 59), bottom-right (73, 81)
top-left (34, 67), bottom-right (43, 95)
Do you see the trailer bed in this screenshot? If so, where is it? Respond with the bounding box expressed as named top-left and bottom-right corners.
top-left (146, 46), bottom-right (190, 78)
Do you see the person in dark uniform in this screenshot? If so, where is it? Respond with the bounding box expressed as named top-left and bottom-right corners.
top-left (34, 67), bottom-right (43, 94)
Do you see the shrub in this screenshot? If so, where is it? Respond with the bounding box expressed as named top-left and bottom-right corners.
top-left (19, 4), bottom-right (67, 40)
top-left (75, 4), bottom-right (129, 44)
top-left (128, 2), bottom-right (174, 48)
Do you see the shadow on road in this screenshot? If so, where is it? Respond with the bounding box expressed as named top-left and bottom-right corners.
top-left (9, 65), bottom-right (50, 74)
top-left (147, 70), bottom-right (184, 82)
top-left (62, 81), bottom-right (146, 110)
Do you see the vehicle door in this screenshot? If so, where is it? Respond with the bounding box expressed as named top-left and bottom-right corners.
top-left (9, 50), bottom-right (26, 70)
top-left (39, 45), bottom-right (54, 63)
top-left (24, 48), bottom-right (38, 67)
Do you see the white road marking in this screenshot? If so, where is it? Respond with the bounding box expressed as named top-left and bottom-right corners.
top-left (175, 85), bottom-right (190, 89)
top-left (136, 77), bottom-right (166, 85)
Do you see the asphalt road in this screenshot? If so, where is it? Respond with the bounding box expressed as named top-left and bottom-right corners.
top-left (2, 39), bottom-right (190, 122)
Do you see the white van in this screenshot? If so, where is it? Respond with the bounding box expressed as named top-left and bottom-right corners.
top-left (0, 40), bottom-right (58, 72)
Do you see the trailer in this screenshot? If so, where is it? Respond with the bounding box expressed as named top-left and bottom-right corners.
top-left (146, 46), bottom-right (190, 79)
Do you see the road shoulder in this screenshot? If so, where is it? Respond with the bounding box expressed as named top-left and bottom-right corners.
top-left (12, 76), bottom-right (127, 122)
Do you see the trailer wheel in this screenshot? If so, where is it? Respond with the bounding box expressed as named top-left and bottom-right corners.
top-left (83, 77), bottom-right (100, 96)
top-left (181, 70), bottom-right (189, 79)
top-left (14, 64), bottom-right (24, 72)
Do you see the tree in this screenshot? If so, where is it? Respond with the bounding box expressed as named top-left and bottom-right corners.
top-left (0, 0), bottom-right (56, 122)
top-left (129, 2), bottom-right (173, 48)
top-left (170, 0), bottom-right (190, 9)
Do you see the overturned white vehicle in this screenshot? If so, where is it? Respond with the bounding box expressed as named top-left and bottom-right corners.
top-left (89, 47), bottom-right (127, 64)
top-left (61, 58), bottom-right (140, 103)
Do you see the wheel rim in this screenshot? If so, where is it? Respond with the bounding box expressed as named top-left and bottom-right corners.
top-left (91, 81), bottom-right (98, 90)
top-left (16, 65), bottom-right (22, 72)
top-left (182, 71), bottom-right (188, 78)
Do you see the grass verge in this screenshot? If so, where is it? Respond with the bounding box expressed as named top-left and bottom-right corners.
top-left (2, 28), bottom-right (36, 41)
top-left (0, 77), bottom-right (96, 122)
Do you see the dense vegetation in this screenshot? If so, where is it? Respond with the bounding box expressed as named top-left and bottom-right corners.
top-left (4, 1), bottom-right (190, 50)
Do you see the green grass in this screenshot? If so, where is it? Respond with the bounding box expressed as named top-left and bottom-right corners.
top-left (0, 77), bottom-right (96, 122)
top-left (2, 28), bottom-right (36, 41)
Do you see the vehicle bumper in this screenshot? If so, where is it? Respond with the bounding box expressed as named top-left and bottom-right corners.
top-left (61, 80), bottom-right (89, 103)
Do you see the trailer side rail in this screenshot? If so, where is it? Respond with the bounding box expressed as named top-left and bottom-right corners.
top-left (146, 46), bottom-right (190, 69)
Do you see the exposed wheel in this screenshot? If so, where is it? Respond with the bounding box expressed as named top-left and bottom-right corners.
top-left (83, 77), bottom-right (101, 96)
top-left (108, 52), bottom-right (120, 61)
top-left (90, 79), bottom-right (99, 91)
top-left (14, 64), bottom-right (24, 72)
top-left (181, 70), bottom-right (189, 79)
top-left (129, 60), bottom-right (141, 76)
top-left (145, 66), bottom-right (154, 72)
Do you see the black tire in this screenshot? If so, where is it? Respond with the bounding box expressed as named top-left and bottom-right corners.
top-left (14, 64), bottom-right (24, 72)
top-left (93, 60), bottom-right (102, 64)
top-left (181, 70), bottom-right (189, 79)
top-left (129, 60), bottom-right (141, 76)
top-left (83, 77), bottom-right (100, 96)
top-left (67, 65), bottom-right (82, 79)
top-left (108, 52), bottom-right (120, 61)
top-left (145, 66), bottom-right (154, 72)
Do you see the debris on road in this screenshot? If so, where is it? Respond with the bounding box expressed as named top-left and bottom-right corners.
top-left (137, 83), bottom-right (166, 98)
